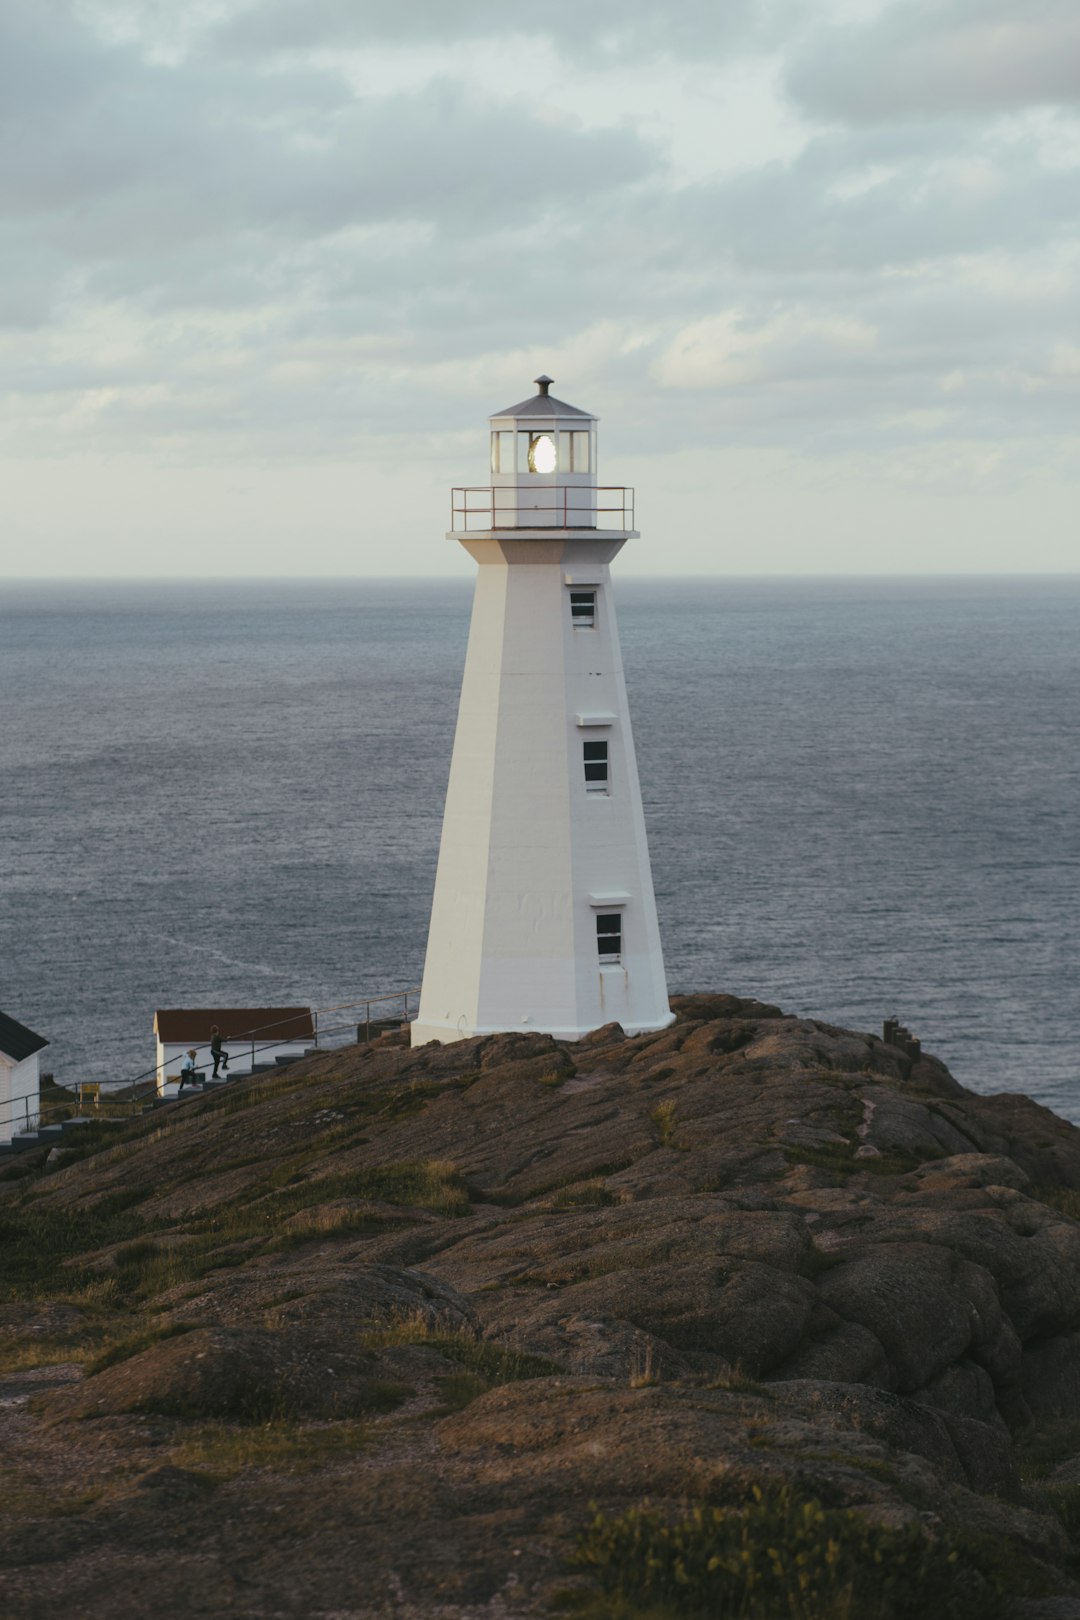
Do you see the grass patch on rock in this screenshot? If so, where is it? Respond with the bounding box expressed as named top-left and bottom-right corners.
top-left (1035, 1186), bottom-right (1080, 1222)
top-left (570, 1486), bottom-right (1019, 1619)
top-left (361, 1317), bottom-right (559, 1411)
top-left (170, 1420), bottom-right (368, 1477)
top-left (85, 1319), bottom-right (196, 1376)
top-left (0, 1197), bottom-right (147, 1303)
top-left (784, 1143), bottom-right (935, 1179)
top-left (552, 1184), bottom-right (619, 1210)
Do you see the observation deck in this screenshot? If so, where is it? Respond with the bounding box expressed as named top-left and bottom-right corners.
top-left (450, 486), bottom-right (635, 533)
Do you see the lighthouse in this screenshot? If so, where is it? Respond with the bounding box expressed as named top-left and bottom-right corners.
top-left (411, 377), bottom-right (674, 1046)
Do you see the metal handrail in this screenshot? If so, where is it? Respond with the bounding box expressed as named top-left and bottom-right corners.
top-left (1, 987), bottom-right (422, 1140)
top-left (451, 486), bottom-right (634, 532)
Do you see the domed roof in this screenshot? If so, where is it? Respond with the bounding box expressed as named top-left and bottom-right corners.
top-left (490, 375), bottom-right (595, 421)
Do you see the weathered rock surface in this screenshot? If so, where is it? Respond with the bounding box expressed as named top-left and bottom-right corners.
top-left (3, 992), bottom-right (1080, 1617)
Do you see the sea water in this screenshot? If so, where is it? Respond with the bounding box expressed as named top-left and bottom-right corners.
top-left (1, 577), bottom-right (1077, 1118)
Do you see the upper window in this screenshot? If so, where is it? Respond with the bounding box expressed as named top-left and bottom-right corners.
top-left (584, 739), bottom-right (609, 792)
top-left (596, 912), bottom-right (622, 963)
top-left (570, 589), bottom-right (596, 628)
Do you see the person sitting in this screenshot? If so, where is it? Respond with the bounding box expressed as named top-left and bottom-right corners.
top-left (178, 1049), bottom-right (200, 1093)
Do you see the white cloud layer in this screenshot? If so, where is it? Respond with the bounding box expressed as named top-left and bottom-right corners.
top-left (1, 0), bottom-right (1078, 574)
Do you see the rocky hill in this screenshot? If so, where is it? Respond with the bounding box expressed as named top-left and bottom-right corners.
top-left (4, 993), bottom-right (1080, 1618)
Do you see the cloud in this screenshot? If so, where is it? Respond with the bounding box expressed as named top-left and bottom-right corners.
top-left (654, 309), bottom-right (877, 389)
top-left (657, 119), bottom-right (1080, 276)
top-left (1, 0), bottom-right (1079, 560)
top-left (210, 0), bottom-right (780, 63)
top-left (786, 0), bottom-right (1080, 123)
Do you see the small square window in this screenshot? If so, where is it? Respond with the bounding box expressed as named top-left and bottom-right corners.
top-left (570, 589), bottom-right (596, 628)
top-left (584, 738), bottom-right (608, 791)
top-left (597, 912), bottom-right (622, 963)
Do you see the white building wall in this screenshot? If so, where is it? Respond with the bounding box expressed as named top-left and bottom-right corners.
top-left (414, 533), bottom-right (672, 1044)
top-left (0, 1051), bottom-right (41, 1142)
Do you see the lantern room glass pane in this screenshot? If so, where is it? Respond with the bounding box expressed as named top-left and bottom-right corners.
top-left (571, 432), bottom-right (591, 473)
top-left (517, 431), bottom-right (531, 473)
top-left (491, 431), bottom-right (513, 474)
top-left (558, 432), bottom-right (572, 472)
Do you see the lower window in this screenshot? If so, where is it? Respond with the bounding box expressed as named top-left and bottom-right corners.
top-left (584, 739), bottom-right (609, 791)
top-left (597, 912), bottom-right (622, 963)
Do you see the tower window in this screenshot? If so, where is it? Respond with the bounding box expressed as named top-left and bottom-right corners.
top-left (596, 912), bottom-right (622, 963)
top-left (570, 589), bottom-right (596, 628)
top-left (584, 739), bottom-right (608, 791)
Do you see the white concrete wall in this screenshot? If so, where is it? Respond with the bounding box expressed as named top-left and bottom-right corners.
top-left (0, 1051), bottom-right (40, 1142)
top-left (414, 532), bottom-right (673, 1044)
top-left (156, 1038), bottom-right (310, 1097)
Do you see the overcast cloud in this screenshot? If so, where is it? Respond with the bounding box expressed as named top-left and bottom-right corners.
top-left (1, 0), bottom-right (1077, 575)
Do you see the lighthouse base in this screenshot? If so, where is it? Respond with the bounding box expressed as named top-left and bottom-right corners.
top-left (410, 1008), bottom-right (676, 1047)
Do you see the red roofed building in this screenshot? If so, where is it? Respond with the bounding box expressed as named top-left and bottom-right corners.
top-left (153, 1007), bottom-right (315, 1096)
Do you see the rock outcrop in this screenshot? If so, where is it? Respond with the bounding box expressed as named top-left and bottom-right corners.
top-left (4, 992), bottom-right (1080, 1617)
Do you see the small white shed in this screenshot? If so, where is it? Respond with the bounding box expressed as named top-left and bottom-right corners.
top-left (152, 1007), bottom-right (315, 1097)
top-left (0, 1011), bottom-right (49, 1144)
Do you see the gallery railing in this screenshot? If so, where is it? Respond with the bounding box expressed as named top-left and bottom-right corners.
top-left (451, 486), bottom-right (635, 531)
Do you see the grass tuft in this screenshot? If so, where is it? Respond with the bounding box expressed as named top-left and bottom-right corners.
top-left (552, 1183), bottom-right (619, 1210)
top-left (170, 1420), bottom-right (367, 1477)
top-left (360, 1317), bottom-right (558, 1412)
top-left (85, 1320), bottom-right (196, 1376)
top-left (571, 1485), bottom-right (1020, 1619)
top-left (649, 1101), bottom-right (677, 1146)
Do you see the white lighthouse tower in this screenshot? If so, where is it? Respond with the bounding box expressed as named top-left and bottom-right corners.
top-left (412, 377), bottom-right (673, 1046)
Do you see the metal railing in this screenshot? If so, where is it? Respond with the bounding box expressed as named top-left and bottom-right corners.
top-left (316, 987), bottom-right (420, 1045)
top-left (0, 986), bottom-right (422, 1143)
top-left (451, 486), bottom-right (635, 532)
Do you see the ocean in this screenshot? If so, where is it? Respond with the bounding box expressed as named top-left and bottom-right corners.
top-left (2, 577), bottom-right (1078, 1120)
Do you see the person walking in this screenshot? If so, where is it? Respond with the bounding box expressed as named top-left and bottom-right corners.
top-left (210, 1025), bottom-right (229, 1079)
top-left (178, 1049), bottom-right (199, 1093)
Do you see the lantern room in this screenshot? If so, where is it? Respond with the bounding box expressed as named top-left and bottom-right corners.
top-left (476, 375), bottom-right (601, 529)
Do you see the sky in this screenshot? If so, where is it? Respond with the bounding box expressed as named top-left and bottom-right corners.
top-left (1, 0), bottom-right (1078, 577)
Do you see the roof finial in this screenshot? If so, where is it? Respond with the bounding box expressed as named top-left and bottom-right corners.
top-left (534, 374), bottom-right (553, 396)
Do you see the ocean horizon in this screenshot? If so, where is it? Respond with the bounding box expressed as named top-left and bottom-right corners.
top-left (2, 575), bottom-right (1077, 1120)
